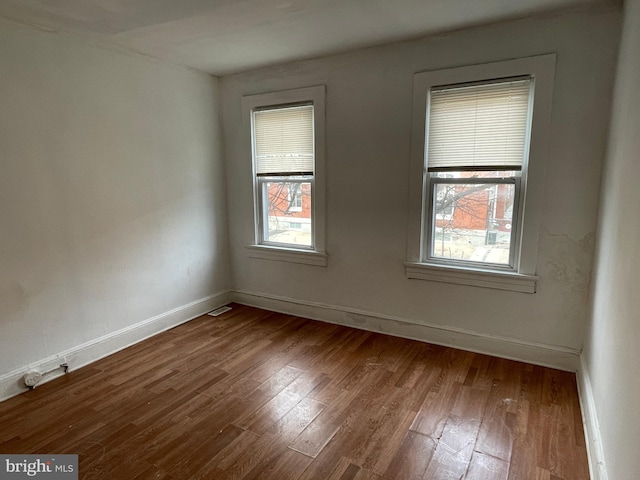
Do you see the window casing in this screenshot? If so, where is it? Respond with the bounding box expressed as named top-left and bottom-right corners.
top-left (406, 56), bottom-right (556, 293)
top-left (242, 86), bottom-right (327, 266)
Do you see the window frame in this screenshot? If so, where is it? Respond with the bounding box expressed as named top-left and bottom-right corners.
top-left (242, 85), bottom-right (327, 267)
top-left (426, 173), bottom-right (522, 270)
top-left (405, 55), bottom-right (556, 293)
top-left (258, 176), bottom-right (312, 247)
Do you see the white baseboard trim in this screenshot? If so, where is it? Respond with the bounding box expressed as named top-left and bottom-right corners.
top-left (231, 290), bottom-right (580, 372)
top-left (577, 355), bottom-right (608, 480)
top-left (0, 290), bottom-right (233, 403)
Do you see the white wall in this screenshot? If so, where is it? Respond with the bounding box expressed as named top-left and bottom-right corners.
top-left (222, 8), bottom-right (620, 367)
top-left (581, 0), bottom-right (640, 477)
top-left (0, 19), bottom-right (230, 398)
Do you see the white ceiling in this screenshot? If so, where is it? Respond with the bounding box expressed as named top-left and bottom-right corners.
top-left (0, 0), bottom-right (610, 75)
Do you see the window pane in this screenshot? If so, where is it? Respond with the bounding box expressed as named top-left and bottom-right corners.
top-left (254, 105), bottom-right (314, 175)
top-left (431, 182), bottom-right (515, 265)
top-left (427, 78), bottom-right (532, 171)
top-left (263, 180), bottom-right (312, 247)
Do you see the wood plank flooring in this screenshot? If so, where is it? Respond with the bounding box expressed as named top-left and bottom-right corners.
top-left (0, 304), bottom-right (590, 479)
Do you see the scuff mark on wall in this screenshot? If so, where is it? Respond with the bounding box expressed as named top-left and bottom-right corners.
top-left (538, 229), bottom-right (595, 302)
top-left (0, 282), bottom-right (31, 321)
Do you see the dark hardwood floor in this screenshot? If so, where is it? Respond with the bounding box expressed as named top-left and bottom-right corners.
top-left (0, 304), bottom-right (590, 479)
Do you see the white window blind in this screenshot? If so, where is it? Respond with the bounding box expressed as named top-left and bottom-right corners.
top-left (254, 104), bottom-right (314, 175)
top-left (427, 78), bottom-right (533, 171)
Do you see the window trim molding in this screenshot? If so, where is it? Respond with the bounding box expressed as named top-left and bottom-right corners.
top-left (242, 85), bottom-right (327, 265)
top-left (406, 55), bottom-right (556, 291)
top-left (405, 262), bottom-right (538, 293)
top-left (246, 244), bottom-right (328, 267)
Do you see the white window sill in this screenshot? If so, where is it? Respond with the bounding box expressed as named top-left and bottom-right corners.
top-left (405, 262), bottom-right (537, 293)
top-left (246, 245), bottom-right (328, 267)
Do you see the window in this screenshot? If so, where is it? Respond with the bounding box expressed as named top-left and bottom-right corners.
top-left (406, 56), bottom-right (556, 293)
top-left (426, 78), bottom-right (532, 268)
top-left (254, 104), bottom-right (313, 247)
top-left (242, 86), bottom-right (327, 266)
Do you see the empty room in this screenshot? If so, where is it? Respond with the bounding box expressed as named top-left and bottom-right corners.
top-left (0, 0), bottom-right (638, 478)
